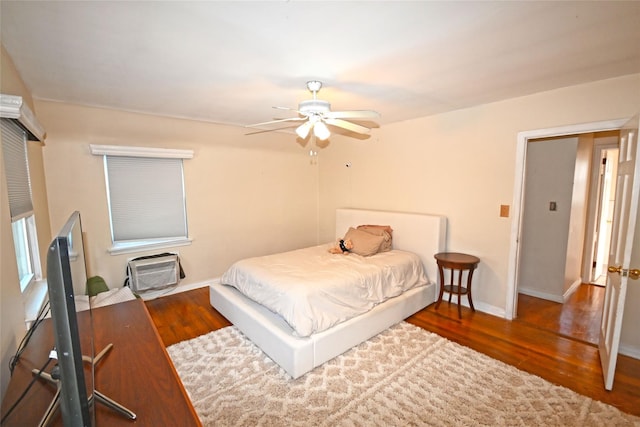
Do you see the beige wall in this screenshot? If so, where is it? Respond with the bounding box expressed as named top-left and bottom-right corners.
top-left (0, 46), bottom-right (34, 111)
top-left (36, 101), bottom-right (320, 290)
top-left (0, 45), bottom-right (52, 397)
top-left (317, 74), bottom-right (640, 325)
top-left (518, 137), bottom-right (578, 301)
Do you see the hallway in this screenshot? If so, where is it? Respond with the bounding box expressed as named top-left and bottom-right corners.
top-left (517, 283), bottom-right (604, 345)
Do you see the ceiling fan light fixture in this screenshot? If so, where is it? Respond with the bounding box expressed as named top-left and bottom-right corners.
top-left (313, 121), bottom-right (331, 140)
top-left (247, 81), bottom-right (378, 143)
top-left (296, 121), bottom-right (313, 139)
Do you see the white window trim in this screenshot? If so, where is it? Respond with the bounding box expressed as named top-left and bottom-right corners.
top-left (91, 144), bottom-right (193, 255)
top-left (19, 215), bottom-right (42, 291)
top-left (23, 278), bottom-right (48, 324)
top-left (90, 144), bottom-right (193, 159)
top-left (108, 237), bottom-right (192, 255)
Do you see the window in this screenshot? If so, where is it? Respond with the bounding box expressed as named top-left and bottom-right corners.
top-left (12, 216), bottom-right (39, 291)
top-left (90, 144), bottom-right (193, 254)
top-left (1, 119), bottom-right (42, 292)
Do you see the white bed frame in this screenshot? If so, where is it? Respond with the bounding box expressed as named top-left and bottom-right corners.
top-left (209, 208), bottom-right (447, 378)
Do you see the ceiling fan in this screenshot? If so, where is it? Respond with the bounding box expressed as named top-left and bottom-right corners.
top-left (246, 81), bottom-right (380, 140)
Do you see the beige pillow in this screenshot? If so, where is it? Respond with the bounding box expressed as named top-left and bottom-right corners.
top-left (357, 225), bottom-right (393, 252)
top-left (344, 227), bottom-right (385, 256)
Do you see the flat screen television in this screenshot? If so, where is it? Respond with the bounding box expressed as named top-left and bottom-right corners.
top-left (46, 211), bottom-right (95, 426)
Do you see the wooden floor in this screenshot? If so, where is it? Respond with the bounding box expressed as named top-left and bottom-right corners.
top-left (145, 286), bottom-right (640, 417)
top-left (517, 283), bottom-right (604, 345)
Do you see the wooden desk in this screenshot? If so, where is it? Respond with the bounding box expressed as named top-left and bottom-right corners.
top-left (434, 252), bottom-right (480, 318)
top-left (1, 298), bottom-right (201, 426)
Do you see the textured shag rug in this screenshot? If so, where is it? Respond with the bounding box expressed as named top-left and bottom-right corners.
top-left (167, 322), bottom-right (639, 426)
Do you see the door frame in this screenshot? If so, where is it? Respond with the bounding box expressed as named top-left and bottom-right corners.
top-left (505, 118), bottom-right (629, 320)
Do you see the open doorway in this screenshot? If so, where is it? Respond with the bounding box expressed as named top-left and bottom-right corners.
top-left (512, 129), bottom-right (620, 344)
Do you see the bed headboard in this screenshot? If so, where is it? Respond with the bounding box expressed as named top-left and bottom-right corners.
top-left (335, 208), bottom-right (447, 285)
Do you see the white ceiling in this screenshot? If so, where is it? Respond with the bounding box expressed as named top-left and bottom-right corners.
top-left (1, 1), bottom-right (639, 134)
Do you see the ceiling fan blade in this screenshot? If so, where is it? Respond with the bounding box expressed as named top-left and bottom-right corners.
top-left (273, 106), bottom-right (297, 111)
top-left (274, 106), bottom-right (313, 118)
top-left (245, 125), bottom-right (298, 135)
top-left (245, 117), bottom-right (306, 128)
top-left (324, 110), bottom-right (380, 119)
top-left (324, 118), bottom-right (371, 134)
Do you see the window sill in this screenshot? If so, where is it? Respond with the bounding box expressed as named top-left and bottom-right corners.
top-left (23, 278), bottom-right (48, 325)
top-left (108, 238), bottom-right (192, 256)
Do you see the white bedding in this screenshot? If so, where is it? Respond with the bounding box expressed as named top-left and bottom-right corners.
top-left (221, 243), bottom-right (428, 337)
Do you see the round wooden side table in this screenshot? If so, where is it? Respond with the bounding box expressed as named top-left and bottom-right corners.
top-left (434, 252), bottom-right (480, 318)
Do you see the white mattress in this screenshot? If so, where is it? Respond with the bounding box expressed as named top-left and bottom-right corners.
top-left (221, 244), bottom-right (428, 337)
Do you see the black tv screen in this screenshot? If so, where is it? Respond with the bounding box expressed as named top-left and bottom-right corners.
top-left (46, 211), bottom-right (95, 426)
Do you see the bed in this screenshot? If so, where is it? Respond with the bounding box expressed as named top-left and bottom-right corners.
top-left (209, 208), bottom-right (447, 378)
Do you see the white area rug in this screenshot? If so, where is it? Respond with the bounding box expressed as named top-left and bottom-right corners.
top-left (167, 322), bottom-right (639, 426)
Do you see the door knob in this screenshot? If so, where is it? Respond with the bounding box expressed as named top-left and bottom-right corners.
top-left (608, 265), bottom-right (640, 280)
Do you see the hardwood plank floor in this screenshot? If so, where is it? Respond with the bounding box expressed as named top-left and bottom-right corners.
top-left (145, 286), bottom-right (231, 347)
top-left (145, 286), bottom-right (640, 417)
top-left (517, 283), bottom-right (604, 344)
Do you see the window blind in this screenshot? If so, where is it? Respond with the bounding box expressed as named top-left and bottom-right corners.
top-left (105, 156), bottom-right (188, 242)
top-left (1, 119), bottom-right (33, 221)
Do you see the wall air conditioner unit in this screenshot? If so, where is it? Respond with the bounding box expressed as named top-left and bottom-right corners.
top-left (128, 254), bottom-right (179, 293)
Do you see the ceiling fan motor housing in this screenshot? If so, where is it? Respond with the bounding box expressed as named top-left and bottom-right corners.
top-left (299, 99), bottom-right (331, 115)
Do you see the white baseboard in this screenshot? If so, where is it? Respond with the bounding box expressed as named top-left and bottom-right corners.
top-left (475, 301), bottom-right (506, 318)
top-left (136, 278), bottom-right (217, 300)
top-left (170, 279), bottom-right (217, 294)
top-left (619, 343), bottom-right (640, 360)
top-left (520, 281), bottom-right (586, 304)
top-left (563, 280), bottom-right (582, 302)
top-left (437, 291), bottom-right (505, 318)
top-left (518, 287), bottom-right (564, 303)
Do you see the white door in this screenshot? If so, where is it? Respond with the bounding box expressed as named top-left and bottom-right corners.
top-left (599, 114), bottom-right (640, 390)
